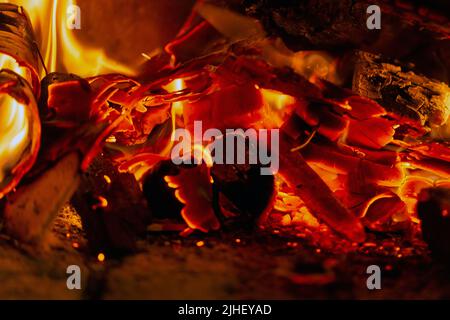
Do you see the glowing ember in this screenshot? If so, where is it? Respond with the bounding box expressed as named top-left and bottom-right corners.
top-left (97, 252), bottom-right (105, 262)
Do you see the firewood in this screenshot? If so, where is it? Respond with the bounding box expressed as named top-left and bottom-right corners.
top-left (3, 153), bottom-right (80, 244)
top-left (417, 187), bottom-right (450, 263)
top-left (0, 4), bottom-right (40, 95)
top-left (0, 69), bottom-right (41, 199)
top-left (352, 51), bottom-right (450, 130)
top-left (279, 132), bottom-right (366, 242)
top-left (213, 0), bottom-right (450, 82)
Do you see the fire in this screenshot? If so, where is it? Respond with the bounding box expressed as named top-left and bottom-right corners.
top-left (0, 96), bottom-right (30, 184)
top-left (7, 0), bottom-right (135, 77)
top-left (292, 51), bottom-right (341, 85)
top-left (0, 55), bottom-right (31, 84)
top-left (431, 91), bottom-right (450, 139)
top-left (160, 78), bottom-right (186, 157)
top-left (259, 88), bottom-right (296, 128)
top-left (0, 54), bottom-right (37, 197)
top-left (163, 78), bottom-right (186, 113)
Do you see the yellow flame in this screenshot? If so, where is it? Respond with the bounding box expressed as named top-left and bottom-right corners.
top-left (7, 0), bottom-right (135, 77)
top-left (0, 55), bottom-right (32, 83)
top-left (259, 88), bottom-right (296, 128)
top-left (160, 79), bottom-right (186, 157)
top-left (0, 52), bottom-right (32, 189)
top-left (163, 78), bottom-right (186, 113)
top-left (0, 96), bottom-right (30, 184)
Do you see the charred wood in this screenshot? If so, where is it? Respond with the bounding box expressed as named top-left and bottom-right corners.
top-left (71, 155), bottom-right (151, 257)
top-left (214, 0), bottom-right (450, 82)
top-left (352, 51), bottom-right (450, 130)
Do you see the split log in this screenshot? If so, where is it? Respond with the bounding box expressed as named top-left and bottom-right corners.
top-left (0, 4), bottom-right (40, 95)
top-left (352, 51), bottom-right (450, 130)
top-left (3, 153), bottom-right (80, 244)
top-left (279, 132), bottom-right (366, 242)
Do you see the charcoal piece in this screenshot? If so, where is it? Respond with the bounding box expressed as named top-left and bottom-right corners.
top-left (142, 160), bottom-right (184, 220)
top-left (417, 187), bottom-right (450, 263)
top-left (210, 162), bottom-right (275, 225)
top-left (71, 155), bottom-right (151, 257)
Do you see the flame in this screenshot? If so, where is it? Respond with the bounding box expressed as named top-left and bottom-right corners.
top-left (7, 0), bottom-right (135, 77)
top-left (0, 96), bottom-right (30, 184)
top-left (259, 88), bottom-right (296, 128)
top-left (160, 78), bottom-right (186, 157)
top-left (163, 78), bottom-right (186, 115)
top-left (0, 55), bottom-right (32, 84)
top-left (292, 51), bottom-right (341, 85)
top-left (0, 53), bottom-right (33, 192)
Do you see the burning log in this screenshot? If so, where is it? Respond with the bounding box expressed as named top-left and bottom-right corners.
top-left (219, 0), bottom-right (450, 82)
top-left (0, 4), bottom-right (40, 95)
top-left (279, 132), bottom-right (366, 243)
top-left (417, 187), bottom-right (450, 263)
top-left (0, 69), bottom-right (40, 199)
top-left (3, 153), bottom-right (80, 244)
top-left (352, 52), bottom-right (450, 132)
top-left (1, 71), bottom-right (135, 245)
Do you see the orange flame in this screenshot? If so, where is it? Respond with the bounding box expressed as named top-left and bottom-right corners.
top-left (0, 55), bottom-right (32, 84)
top-left (0, 96), bottom-right (30, 185)
top-left (0, 55), bottom-right (35, 196)
top-left (7, 0), bottom-right (135, 77)
top-left (160, 78), bottom-right (186, 157)
top-left (259, 88), bottom-right (296, 128)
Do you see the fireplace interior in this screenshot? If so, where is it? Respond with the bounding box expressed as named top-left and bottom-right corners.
top-left (0, 0), bottom-right (449, 299)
